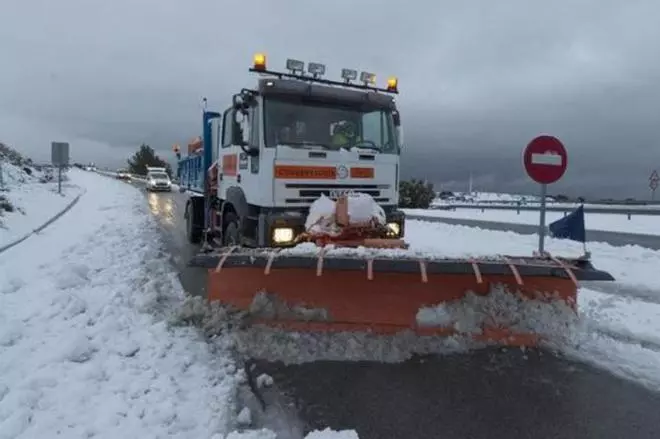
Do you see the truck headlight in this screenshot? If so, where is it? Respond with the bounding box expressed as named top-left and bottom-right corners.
top-left (386, 222), bottom-right (401, 237)
top-left (272, 227), bottom-right (294, 244)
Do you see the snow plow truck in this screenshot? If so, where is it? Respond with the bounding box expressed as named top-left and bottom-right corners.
top-left (177, 53), bottom-right (615, 350)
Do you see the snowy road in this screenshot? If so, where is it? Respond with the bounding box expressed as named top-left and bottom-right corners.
top-left (136, 181), bottom-right (660, 439)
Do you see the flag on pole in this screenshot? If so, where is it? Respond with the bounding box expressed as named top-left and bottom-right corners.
top-left (548, 205), bottom-right (586, 243)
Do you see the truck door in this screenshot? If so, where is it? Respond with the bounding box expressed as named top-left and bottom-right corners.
top-left (217, 108), bottom-right (242, 198)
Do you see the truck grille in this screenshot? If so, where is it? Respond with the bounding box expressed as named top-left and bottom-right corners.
top-left (284, 183), bottom-right (391, 204)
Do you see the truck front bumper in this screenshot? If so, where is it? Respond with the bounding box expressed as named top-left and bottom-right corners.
top-left (259, 208), bottom-right (406, 248)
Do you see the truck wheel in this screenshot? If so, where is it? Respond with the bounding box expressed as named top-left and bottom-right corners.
top-left (185, 201), bottom-right (202, 244)
top-left (223, 212), bottom-right (241, 246)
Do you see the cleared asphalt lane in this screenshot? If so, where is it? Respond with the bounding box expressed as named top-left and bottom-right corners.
top-left (137, 184), bottom-right (660, 439)
top-left (138, 183), bottom-right (208, 297)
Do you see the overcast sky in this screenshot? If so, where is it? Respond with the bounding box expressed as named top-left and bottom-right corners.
top-left (2, 0), bottom-right (660, 198)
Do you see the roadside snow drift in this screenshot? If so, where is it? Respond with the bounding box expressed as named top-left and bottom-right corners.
top-left (404, 219), bottom-right (660, 391)
top-left (0, 170), bottom-right (240, 439)
top-left (0, 161), bottom-right (82, 248)
top-left (0, 169), bottom-right (361, 439)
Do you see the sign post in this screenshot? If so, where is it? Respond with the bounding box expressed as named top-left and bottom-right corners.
top-left (650, 170), bottom-right (659, 200)
top-left (523, 135), bottom-right (568, 255)
top-left (51, 142), bottom-right (70, 194)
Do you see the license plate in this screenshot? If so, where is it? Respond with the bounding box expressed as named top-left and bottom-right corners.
top-left (329, 189), bottom-right (355, 198)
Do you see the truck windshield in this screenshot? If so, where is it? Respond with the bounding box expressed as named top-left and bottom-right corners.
top-left (150, 172), bottom-right (168, 180)
top-left (264, 98), bottom-right (399, 154)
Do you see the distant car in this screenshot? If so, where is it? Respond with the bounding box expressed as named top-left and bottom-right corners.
top-left (146, 171), bottom-right (172, 192)
top-left (116, 170), bottom-right (131, 180)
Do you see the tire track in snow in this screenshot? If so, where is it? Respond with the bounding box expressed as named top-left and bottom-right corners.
top-left (586, 280), bottom-right (660, 305)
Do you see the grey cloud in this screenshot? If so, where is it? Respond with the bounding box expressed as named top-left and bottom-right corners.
top-left (3, 0), bottom-right (660, 198)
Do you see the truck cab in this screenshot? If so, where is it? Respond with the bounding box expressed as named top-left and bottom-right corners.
top-left (179, 54), bottom-right (405, 248)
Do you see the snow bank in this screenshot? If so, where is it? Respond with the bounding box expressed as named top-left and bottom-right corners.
top-left (406, 207), bottom-right (660, 236)
top-left (404, 219), bottom-right (660, 293)
top-left (0, 161), bottom-right (82, 248)
top-left (0, 171), bottom-right (242, 439)
top-left (404, 219), bottom-right (660, 391)
top-left (416, 288), bottom-right (577, 339)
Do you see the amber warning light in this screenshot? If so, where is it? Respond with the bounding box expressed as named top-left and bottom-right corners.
top-left (387, 77), bottom-right (398, 92)
top-left (253, 53), bottom-right (267, 71)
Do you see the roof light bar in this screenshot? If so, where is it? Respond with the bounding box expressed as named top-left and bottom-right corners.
top-left (307, 62), bottom-right (326, 78)
top-left (360, 71), bottom-right (376, 85)
top-left (248, 52), bottom-right (399, 94)
top-left (341, 68), bottom-right (358, 83)
top-left (286, 58), bottom-right (305, 73)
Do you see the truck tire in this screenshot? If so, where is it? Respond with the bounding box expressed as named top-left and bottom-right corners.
top-left (185, 199), bottom-right (203, 244)
top-left (222, 211), bottom-right (241, 246)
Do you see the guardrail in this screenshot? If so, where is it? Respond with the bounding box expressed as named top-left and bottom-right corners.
top-left (429, 203), bottom-right (660, 218)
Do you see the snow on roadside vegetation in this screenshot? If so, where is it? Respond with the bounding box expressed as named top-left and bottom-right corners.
top-left (0, 170), bottom-right (359, 439)
top-left (0, 145), bottom-right (82, 248)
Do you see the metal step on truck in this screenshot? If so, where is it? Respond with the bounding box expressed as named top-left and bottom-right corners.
top-left (176, 53), bottom-right (406, 249)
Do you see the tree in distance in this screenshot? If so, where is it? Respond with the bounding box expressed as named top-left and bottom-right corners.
top-left (399, 179), bottom-right (435, 209)
top-left (127, 144), bottom-right (172, 177)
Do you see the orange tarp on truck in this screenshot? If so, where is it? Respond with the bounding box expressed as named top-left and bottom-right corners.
top-left (188, 136), bottom-right (203, 155)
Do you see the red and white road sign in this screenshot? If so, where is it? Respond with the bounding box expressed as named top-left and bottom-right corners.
top-left (523, 135), bottom-right (568, 185)
top-left (650, 170), bottom-right (659, 182)
top-left (651, 179), bottom-right (659, 191)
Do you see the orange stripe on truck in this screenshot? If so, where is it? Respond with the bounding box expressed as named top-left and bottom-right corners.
top-left (274, 165), bottom-right (337, 179)
top-left (350, 167), bottom-right (374, 178)
top-left (222, 154), bottom-right (238, 176)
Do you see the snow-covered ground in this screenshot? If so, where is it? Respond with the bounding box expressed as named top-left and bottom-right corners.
top-left (404, 207), bottom-right (659, 236)
top-left (1, 163), bottom-right (83, 249)
top-left (436, 191), bottom-right (540, 203)
top-left (432, 191), bottom-right (660, 210)
top-left (0, 169), bottom-right (355, 439)
top-left (3, 168), bottom-right (660, 437)
top-left (404, 220), bottom-right (660, 391)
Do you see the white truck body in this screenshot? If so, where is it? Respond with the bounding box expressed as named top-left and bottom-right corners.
top-left (211, 93), bottom-right (401, 210)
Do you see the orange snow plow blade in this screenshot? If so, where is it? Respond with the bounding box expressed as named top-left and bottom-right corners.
top-left (189, 248), bottom-right (615, 347)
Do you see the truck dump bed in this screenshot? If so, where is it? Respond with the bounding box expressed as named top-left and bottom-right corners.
top-left (178, 154), bottom-right (205, 193)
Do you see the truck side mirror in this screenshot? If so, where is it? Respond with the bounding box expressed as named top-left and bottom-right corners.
top-left (232, 111), bottom-right (259, 157)
top-left (232, 121), bottom-right (246, 146)
top-left (392, 111), bottom-right (401, 127)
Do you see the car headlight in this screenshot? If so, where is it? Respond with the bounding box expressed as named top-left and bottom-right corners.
top-left (386, 222), bottom-right (401, 237)
top-left (272, 227), bottom-right (294, 244)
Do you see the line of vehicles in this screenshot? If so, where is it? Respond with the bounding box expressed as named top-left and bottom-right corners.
top-left (113, 166), bottom-right (173, 192)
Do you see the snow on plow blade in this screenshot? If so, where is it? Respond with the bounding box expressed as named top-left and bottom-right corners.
top-left (189, 247), bottom-right (615, 347)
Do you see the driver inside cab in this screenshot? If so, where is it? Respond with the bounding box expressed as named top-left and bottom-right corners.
top-left (277, 120), bottom-right (307, 145)
top-left (331, 120), bottom-right (359, 149)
